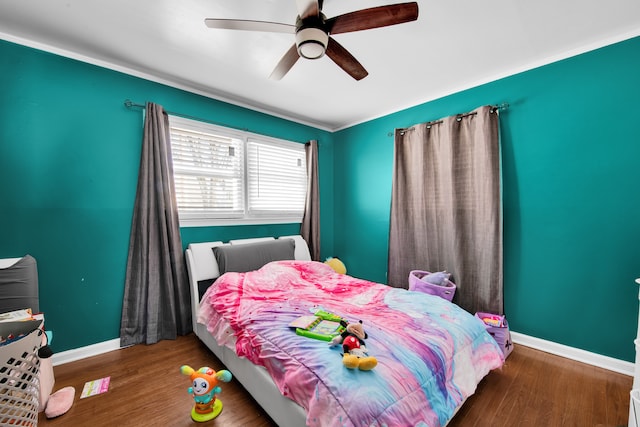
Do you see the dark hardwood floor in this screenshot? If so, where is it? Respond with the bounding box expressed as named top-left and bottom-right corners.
top-left (37, 334), bottom-right (632, 427)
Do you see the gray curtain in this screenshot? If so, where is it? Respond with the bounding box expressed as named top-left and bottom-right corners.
top-left (388, 105), bottom-right (503, 315)
top-left (120, 102), bottom-right (192, 347)
top-left (300, 140), bottom-right (320, 261)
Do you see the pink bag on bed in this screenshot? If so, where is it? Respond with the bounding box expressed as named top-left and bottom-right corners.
top-left (408, 270), bottom-right (456, 302)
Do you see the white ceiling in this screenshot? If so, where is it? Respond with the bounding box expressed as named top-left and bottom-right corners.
top-left (1, 0), bottom-right (639, 131)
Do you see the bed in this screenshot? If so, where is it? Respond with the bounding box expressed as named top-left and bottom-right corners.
top-left (186, 235), bottom-right (504, 427)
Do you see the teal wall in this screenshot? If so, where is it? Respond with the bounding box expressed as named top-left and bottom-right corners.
top-left (0, 40), bottom-right (334, 353)
top-left (333, 36), bottom-right (640, 361)
top-left (2, 35), bottom-right (639, 362)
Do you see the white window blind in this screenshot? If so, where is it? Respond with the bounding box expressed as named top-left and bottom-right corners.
top-left (168, 115), bottom-right (307, 226)
top-left (247, 138), bottom-right (307, 216)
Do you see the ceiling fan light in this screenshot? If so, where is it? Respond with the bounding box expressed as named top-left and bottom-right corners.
top-left (296, 27), bottom-right (328, 59)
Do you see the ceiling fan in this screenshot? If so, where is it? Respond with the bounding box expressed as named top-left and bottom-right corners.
top-left (204, 0), bottom-right (419, 81)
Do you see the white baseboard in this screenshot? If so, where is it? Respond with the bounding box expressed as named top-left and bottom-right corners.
top-left (50, 333), bottom-right (635, 377)
top-left (511, 331), bottom-right (634, 377)
top-left (52, 338), bottom-right (122, 366)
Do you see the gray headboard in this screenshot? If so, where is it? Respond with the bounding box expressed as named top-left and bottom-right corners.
top-left (185, 235), bottom-right (311, 331)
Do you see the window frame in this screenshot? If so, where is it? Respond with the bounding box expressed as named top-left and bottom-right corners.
top-left (168, 115), bottom-right (307, 227)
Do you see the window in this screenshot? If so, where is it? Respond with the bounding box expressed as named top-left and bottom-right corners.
top-left (168, 116), bottom-right (307, 226)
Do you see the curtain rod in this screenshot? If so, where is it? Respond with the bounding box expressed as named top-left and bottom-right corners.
top-left (124, 99), bottom-right (322, 147)
top-left (123, 99), bottom-right (250, 132)
top-left (389, 103), bottom-right (509, 137)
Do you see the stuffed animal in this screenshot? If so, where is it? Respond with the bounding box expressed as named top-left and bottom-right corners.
top-left (180, 365), bottom-right (232, 422)
top-left (330, 320), bottom-right (377, 370)
top-left (324, 257), bottom-right (347, 274)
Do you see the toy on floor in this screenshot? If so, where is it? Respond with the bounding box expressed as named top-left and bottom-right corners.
top-left (330, 320), bottom-right (377, 370)
top-left (180, 365), bottom-right (232, 422)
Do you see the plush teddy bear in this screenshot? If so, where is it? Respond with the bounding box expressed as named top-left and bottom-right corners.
top-left (330, 320), bottom-right (377, 370)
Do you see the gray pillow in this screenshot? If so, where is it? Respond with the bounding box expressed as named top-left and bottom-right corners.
top-left (213, 239), bottom-right (296, 275)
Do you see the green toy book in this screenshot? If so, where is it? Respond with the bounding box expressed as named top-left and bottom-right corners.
top-left (289, 310), bottom-right (345, 341)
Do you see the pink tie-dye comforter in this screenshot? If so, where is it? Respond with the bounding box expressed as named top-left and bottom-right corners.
top-left (199, 260), bottom-right (503, 427)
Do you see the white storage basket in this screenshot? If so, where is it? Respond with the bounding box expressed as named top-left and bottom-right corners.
top-left (0, 320), bottom-right (43, 426)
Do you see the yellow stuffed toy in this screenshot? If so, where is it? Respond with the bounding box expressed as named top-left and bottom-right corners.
top-left (324, 257), bottom-right (346, 274)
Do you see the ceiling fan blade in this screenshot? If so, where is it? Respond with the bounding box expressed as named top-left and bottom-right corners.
top-left (326, 2), bottom-right (419, 35)
top-left (325, 37), bottom-right (368, 81)
top-left (269, 44), bottom-right (300, 80)
top-left (205, 18), bottom-right (295, 34)
top-left (295, 0), bottom-right (319, 19)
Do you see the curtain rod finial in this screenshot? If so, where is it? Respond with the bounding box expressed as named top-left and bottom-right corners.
top-left (124, 100), bottom-right (146, 109)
